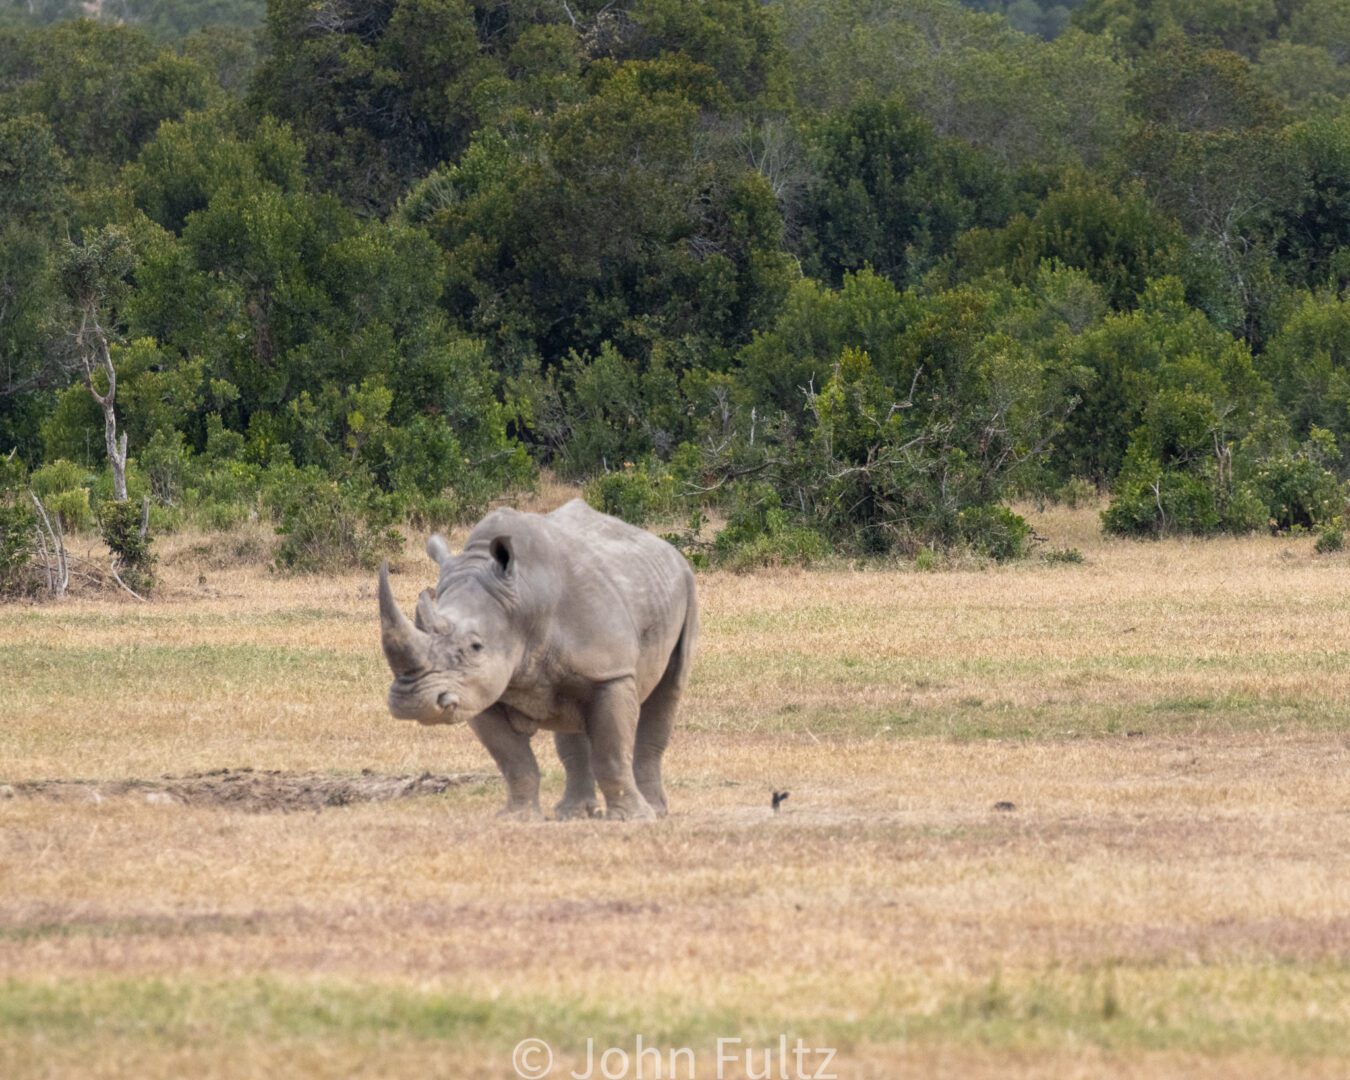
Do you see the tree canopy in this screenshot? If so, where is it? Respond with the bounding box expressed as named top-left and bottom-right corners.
top-left (4, 0), bottom-right (1350, 569)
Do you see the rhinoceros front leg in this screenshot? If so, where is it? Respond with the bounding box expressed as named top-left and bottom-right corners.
top-left (553, 732), bottom-right (602, 820)
top-left (588, 677), bottom-right (656, 821)
top-left (469, 707), bottom-right (541, 819)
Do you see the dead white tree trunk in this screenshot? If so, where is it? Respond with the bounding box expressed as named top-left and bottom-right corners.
top-left (76, 307), bottom-right (127, 502)
top-left (30, 491), bottom-right (69, 599)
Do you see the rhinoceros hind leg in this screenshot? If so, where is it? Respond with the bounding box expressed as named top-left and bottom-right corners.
top-left (588, 677), bottom-right (656, 821)
top-left (634, 684), bottom-right (678, 819)
top-left (469, 707), bottom-right (542, 819)
top-left (633, 621), bottom-right (692, 818)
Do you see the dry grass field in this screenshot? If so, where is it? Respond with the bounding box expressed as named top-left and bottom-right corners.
top-left (3, 494), bottom-right (1350, 1079)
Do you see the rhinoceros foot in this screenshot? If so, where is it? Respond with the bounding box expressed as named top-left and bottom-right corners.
top-left (604, 794), bottom-right (657, 822)
top-left (554, 797), bottom-right (603, 821)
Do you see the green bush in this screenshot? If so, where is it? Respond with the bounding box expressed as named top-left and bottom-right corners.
top-left (30, 459), bottom-right (93, 532)
top-left (194, 501), bottom-right (250, 531)
top-left (1104, 461), bottom-right (1266, 538)
top-left (585, 462), bottom-right (681, 527)
top-left (712, 483), bottom-right (830, 570)
top-left (141, 429), bottom-right (192, 507)
top-left (1055, 477), bottom-right (1098, 510)
top-left (956, 504), bottom-right (1033, 561)
top-left (0, 497), bottom-right (37, 597)
top-left (185, 458), bottom-right (264, 524)
top-left (265, 466), bottom-right (402, 573)
top-left (0, 455), bottom-right (35, 597)
top-left (382, 414), bottom-right (532, 525)
top-left (1315, 519), bottom-right (1345, 554)
top-left (1246, 429), bottom-right (1345, 532)
top-left (42, 487), bottom-right (92, 533)
top-left (715, 522), bottom-right (830, 571)
top-left (98, 499), bottom-right (156, 594)
top-left (1102, 403), bottom-right (1270, 541)
top-left (29, 458), bottom-right (87, 498)
top-left (913, 548), bottom-right (940, 572)
top-left (660, 510), bottom-right (713, 570)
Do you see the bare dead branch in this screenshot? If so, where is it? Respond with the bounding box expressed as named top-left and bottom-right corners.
top-left (107, 562), bottom-right (148, 603)
top-left (29, 491), bottom-right (68, 599)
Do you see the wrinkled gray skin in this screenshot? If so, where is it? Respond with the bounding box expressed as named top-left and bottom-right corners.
top-left (379, 499), bottom-right (698, 821)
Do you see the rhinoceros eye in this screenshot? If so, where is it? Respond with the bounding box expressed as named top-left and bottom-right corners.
top-left (471, 641), bottom-right (484, 652)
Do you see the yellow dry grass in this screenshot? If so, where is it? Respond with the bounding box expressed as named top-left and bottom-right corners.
top-left (2, 498), bottom-right (1349, 1078)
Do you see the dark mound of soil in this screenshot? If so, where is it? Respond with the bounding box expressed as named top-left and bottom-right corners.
top-left (1, 768), bottom-right (490, 813)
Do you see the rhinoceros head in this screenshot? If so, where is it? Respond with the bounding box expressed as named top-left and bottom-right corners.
top-left (379, 533), bottom-right (520, 725)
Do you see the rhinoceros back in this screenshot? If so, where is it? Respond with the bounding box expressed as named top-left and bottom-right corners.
top-left (544, 499), bottom-right (696, 698)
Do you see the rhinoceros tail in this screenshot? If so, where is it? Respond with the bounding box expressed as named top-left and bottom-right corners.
top-left (674, 565), bottom-right (698, 684)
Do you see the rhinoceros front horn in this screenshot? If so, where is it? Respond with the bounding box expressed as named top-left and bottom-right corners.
top-left (378, 562), bottom-right (431, 675)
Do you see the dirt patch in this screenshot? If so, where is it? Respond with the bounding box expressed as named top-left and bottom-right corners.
top-left (0, 768), bottom-right (491, 813)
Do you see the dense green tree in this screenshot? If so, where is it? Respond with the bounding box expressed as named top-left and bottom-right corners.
top-left (405, 58), bottom-right (794, 377)
top-left (1127, 44), bottom-right (1301, 340)
top-left (609, 0), bottom-right (789, 104)
top-left (954, 175), bottom-right (1182, 309)
top-left (1, 19), bottom-right (212, 172)
top-left (780, 1), bottom-right (1128, 170)
top-left (181, 26), bottom-right (262, 97)
top-left (1255, 41), bottom-right (1350, 115)
top-left (251, 0), bottom-right (602, 212)
top-left (124, 108), bottom-right (305, 233)
top-left (1058, 278), bottom-right (1272, 483)
top-left (2, 0), bottom-right (1350, 559)
top-left (115, 117), bottom-right (528, 506)
top-left (1276, 110), bottom-right (1350, 291)
top-left (0, 114), bottom-right (69, 459)
top-left (1284, 0), bottom-right (1350, 65)
top-left (737, 269), bottom-right (910, 419)
top-left (727, 275), bottom-right (1072, 554)
top-left (798, 97), bottom-right (1018, 289)
top-left (1259, 291), bottom-right (1350, 443)
top-left (0, 230), bottom-right (59, 460)
top-left (1074, 0), bottom-right (1280, 58)
top-left (0, 113), bottom-right (68, 222)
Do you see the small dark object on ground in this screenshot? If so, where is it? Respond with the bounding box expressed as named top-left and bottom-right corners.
top-left (772, 790), bottom-right (790, 812)
top-left (1127, 729), bottom-right (1145, 738)
top-left (993, 800), bottom-right (1016, 811)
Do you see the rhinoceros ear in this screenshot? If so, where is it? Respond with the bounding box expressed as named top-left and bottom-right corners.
top-left (426, 533), bottom-right (452, 568)
top-left (489, 535), bottom-right (514, 579)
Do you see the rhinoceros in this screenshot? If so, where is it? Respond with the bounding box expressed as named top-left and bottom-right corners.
top-left (378, 499), bottom-right (698, 821)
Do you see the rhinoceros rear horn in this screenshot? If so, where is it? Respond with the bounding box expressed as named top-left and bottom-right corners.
top-left (378, 562), bottom-right (431, 675)
top-left (415, 588), bottom-right (450, 634)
